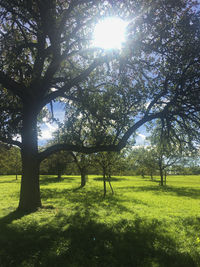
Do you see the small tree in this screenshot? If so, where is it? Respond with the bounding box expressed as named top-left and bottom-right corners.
top-left (147, 121), bottom-right (191, 186)
top-left (92, 151), bottom-right (125, 196)
top-left (70, 152), bottom-right (91, 187)
top-left (128, 147), bottom-right (157, 179)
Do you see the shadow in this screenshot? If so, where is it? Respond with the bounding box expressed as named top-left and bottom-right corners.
top-left (0, 179), bottom-right (20, 184)
top-left (0, 211), bottom-right (197, 267)
top-left (40, 186), bottom-right (149, 217)
top-left (40, 176), bottom-right (76, 185)
top-left (93, 176), bottom-right (127, 182)
top-left (0, 210), bottom-right (31, 224)
top-left (133, 185), bottom-right (200, 199)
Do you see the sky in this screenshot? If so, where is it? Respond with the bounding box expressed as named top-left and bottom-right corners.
top-left (38, 102), bottom-right (65, 146)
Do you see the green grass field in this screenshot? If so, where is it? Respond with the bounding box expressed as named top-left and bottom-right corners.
top-left (0, 174), bottom-right (200, 267)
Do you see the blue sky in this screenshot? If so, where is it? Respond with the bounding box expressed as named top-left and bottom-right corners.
top-left (38, 102), bottom-right (65, 146)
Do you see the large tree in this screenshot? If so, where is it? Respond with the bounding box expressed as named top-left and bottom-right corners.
top-left (0, 0), bottom-right (200, 211)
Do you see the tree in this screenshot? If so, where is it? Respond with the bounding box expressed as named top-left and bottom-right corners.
top-left (70, 152), bottom-right (91, 187)
top-left (92, 151), bottom-right (125, 196)
top-left (128, 147), bottom-right (157, 179)
top-left (147, 120), bottom-right (192, 186)
top-left (40, 150), bottom-right (73, 179)
top-left (0, 0), bottom-right (200, 211)
top-left (0, 143), bottom-right (21, 176)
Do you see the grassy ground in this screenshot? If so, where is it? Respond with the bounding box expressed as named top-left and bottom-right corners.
top-left (0, 174), bottom-right (200, 267)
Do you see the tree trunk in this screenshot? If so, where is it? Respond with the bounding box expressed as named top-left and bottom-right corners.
top-left (164, 170), bottom-right (167, 186)
top-left (160, 167), bottom-right (164, 186)
top-left (141, 170), bottom-right (145, 178)
top-left (108, 174), bottom-right (114, 194)
top-left (80, 169), bottom-right (86, 187)
top-left (103, 169), bottom-right (106, 197)
top-left (57, 171), bottom-right (61, 180)
top-left (18, 109), bottom-right (41, 212)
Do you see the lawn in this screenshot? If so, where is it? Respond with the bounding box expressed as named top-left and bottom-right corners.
top-left (0, 174), bottom-right (200, 267)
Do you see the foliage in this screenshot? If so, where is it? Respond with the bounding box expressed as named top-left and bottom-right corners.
top-left (40, 151), bottom-right (73, 178)
top-left (0, 143), bottom-right (21, 175)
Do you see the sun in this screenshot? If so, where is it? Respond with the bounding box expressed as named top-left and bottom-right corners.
top-left (93, 17), bottom-right (127, 50)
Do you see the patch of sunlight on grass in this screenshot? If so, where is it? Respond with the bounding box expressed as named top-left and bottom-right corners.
top-left (0, 174), bottom-right (200, 266)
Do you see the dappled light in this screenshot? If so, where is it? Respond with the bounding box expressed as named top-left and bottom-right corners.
top-left (0, 174), bottom-right (200, 266)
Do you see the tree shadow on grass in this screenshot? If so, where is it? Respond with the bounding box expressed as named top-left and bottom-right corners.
top-left (93, 176), bottom-right (128, 182)
top-left (0, 211), bottom-right (198, 267)
top-left (40, 176), bottom-right (77, 185)
top-left (133, 185), bottom-right (200, 199)
top-left (0, 180), bottom-right (20, 184)
top-left (40, 187), bottom-right (140, 214)
top-left (0, 210), bottom-right (31, 224)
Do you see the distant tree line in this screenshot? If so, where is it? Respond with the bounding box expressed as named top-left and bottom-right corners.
top-left (1, 143), bottom-right (199, 178)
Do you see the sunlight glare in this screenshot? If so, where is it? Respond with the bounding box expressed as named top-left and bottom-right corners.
top-left (93, 17), bottom-right (127, 49)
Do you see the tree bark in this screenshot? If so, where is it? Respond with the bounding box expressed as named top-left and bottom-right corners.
top-left (18, 109), bottom-right (41, 211)
top-left (159, 167), bottom-right (164, 186)
top-left (108, 174), bottom-right (114, 194)
top-left (80, 169), bottom-right (86, 187)
top-left (164, 170), bottom-right (167, 186)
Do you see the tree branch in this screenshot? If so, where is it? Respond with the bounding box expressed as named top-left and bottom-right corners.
top-left (0, 136), bottom-right (22, 148)
top-left (40, 58), bottom-right (103, 107)
top-left (0, 71), bottom-right (26, 100)
top-left (38, 143), bottom-right (119, 163)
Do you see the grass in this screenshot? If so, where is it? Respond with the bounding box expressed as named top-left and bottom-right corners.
top-left (0, 174), bottom-right (200, 267)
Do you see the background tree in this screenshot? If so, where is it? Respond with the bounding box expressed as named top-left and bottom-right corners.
top-left (128, 147), bottom-right (157, 179)
top-left (70, 152), bottom-right (91, 187)
top-left (0, 143), bottom-right (21, 177)
top-left (147, 120), bottom-right (193, 186)
top-left (92, 151), bottom-right (126, 196)
top-left (40, 151), bottom-right (73, 179)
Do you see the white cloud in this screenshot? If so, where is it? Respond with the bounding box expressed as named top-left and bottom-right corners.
top-left (38, 122), bottom-right (58, 141)
top-left (136, 132), bottom-right (146, 140)
top-left (38, 130), bottom-right (53, 140)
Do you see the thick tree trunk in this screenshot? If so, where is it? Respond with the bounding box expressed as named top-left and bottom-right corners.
top-left (18, 110), bottom-right (41, 211)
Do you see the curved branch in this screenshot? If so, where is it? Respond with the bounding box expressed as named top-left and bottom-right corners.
top-left (38, 143), bottom-right (119, 163)
top-left (0, 136), bottom-right (22, 148)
